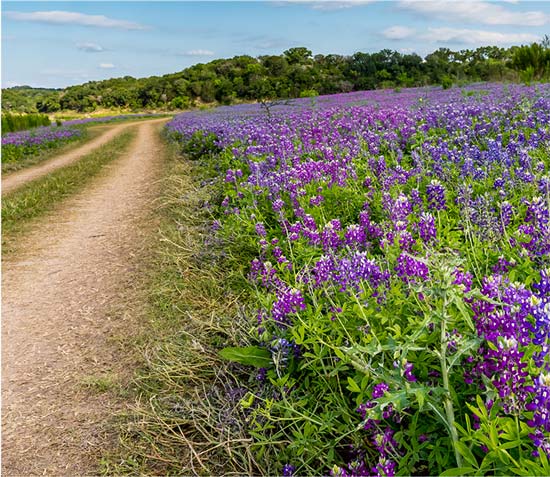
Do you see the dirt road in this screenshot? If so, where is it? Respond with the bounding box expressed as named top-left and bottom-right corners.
top-left (2, 119), bottom-right (166, 475)
top-left (1, 119), bottom-right (166, 196)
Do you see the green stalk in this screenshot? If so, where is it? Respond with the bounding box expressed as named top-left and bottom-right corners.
top-left (440, 298), bottom-right (463, 468)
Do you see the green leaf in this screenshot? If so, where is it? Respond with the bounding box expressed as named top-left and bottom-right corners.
top-left (334, 347), bottom-right (346, 360)
top-left (456, 441), bottom-right (478, 467)
top-left (414, 388), bottom-right (425, 410)
top-left (293, 325), bottom-right (306, 345)
top-left (219, 346), bottom-right (272, 368)
top-left (509, 467), bottom-right (535, 477)
top-left (452, 294), bottom-right (474, 331)
top-left (440, 467), bottom-right (477, 476)
top-left (377, 390), bottom-right (410, 412)
top-left (480, 451), bottom-right (499, 470)
top-left (347, 377), bottom-right (361, 393)
top-left (475, 395), bottom-right (488, 418)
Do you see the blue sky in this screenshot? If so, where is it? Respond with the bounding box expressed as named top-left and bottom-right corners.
top-left (2, 1), bottom-right (549, 88)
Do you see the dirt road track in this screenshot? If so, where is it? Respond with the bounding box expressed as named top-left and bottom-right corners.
top-left (1, 118), bottom-right (166, 196)
top-left (2, 119), bottom-right (166, 475)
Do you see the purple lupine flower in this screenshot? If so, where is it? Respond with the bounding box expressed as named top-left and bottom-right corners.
top-left (426, 179), bottom-right (447, 211)
top-left (526, 373), bottom-right (550, 434)
top-left (403, 361), bottom-right (417, 382)
top-left (372, 382), bottom-right (390, 398)
top-left (453, 268), bottom-right (473, 293)
top-left (271, 288), bottom-right (306, 323)
top-left (312, 255), bottom-right (336, 286)
top-left (500, 201), bottom-right (513, 227)
top-left (395, 253), bottom-right (429, 283)
top-left (418, 212), bottom-right (437, 243)
top-left (344, 224), bottom-right (367, 249)
top-left (321, 220), bottom-right (342, 252)
top-left (390, 193), bottom-right (412, 223)
top-left (255, 222), bottom-right (267, 237)
top-left (372, 457), bottom-right (396, 477)
top-left (282, 464), bottom-right (296, 476)
top-left (272, 198), bottom-right (285, 212)
top-left (398, 230), bottom-right (415, 251)
top-left (256, 367), bottom-right (267, 382)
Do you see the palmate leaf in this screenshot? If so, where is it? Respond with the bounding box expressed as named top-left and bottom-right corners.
top-left (219, 346), bottom-right (272, 368)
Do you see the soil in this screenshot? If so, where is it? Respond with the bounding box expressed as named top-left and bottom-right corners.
top-left (2, 119), bottom-right (167, 475)
top-left (2, 119), bottom-right (165, 195)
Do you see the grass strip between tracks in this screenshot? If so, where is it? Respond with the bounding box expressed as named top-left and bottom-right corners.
top-left (2, 128), bottom-right (136, 251)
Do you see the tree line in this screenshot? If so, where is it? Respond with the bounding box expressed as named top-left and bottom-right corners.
top-left (2, 40), bottom-right (549, 114)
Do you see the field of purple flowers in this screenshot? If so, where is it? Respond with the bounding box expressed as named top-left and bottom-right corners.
top-left (167, 83), bottom-right (550, 476)
top-left (62, 112), bottom-right (160, 126)
top-left (2, 125), bottom-right (85, 164)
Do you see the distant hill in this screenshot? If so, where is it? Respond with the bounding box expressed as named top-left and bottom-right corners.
top-left (2, 42), bottom-right (548, 114)
top-left (8, 85), bottom-right (61, 91)
top-left (2, 86), bottom-right (62, 113)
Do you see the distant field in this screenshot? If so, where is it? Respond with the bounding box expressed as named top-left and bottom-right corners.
top-left (2, 125), bottom-right (86, 167)
top-left (1, 113), bottom-right (167, 173)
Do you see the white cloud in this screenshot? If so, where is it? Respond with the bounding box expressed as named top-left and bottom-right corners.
top-left (77, 42), bottom-right (104, 52)
top-left (381, 24), bottom-right (539, 45)
top-left (275, 0), bottom-right (374, 11)
top-left (4, 10), bottom-right (148, 30)
top-left (423, 27), bottom-right (539, 45)
top-left (399, 1), bottom-right (548, 26)
top-left (383, 25), bottom-right (416, 40)
top-left (179, 49), bottom-right (215, 57)
top-left (99, 63), bottom-right (115, 69)
top-left (310, 1), bottom-right (374, 11)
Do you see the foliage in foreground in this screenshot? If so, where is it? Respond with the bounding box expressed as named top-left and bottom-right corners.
top-left (165, 83), bottom-right (550, 476)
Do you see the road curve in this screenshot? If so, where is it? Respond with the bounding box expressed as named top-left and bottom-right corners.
top-left (1, 118), bottom-right (168, 196)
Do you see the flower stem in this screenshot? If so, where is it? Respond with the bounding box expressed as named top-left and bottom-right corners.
top-left (440, 301), bottom-right (463, 468)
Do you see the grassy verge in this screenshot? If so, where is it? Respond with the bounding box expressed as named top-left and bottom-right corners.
top-left (2, 125), bottom-right (111, 174)
top-left (101, 143), bottom-right (259, 476)
top-left (2, 129), bottom-right (136, 251)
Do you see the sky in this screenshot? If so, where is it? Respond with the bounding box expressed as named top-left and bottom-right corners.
top-left (2, 0), bottom-right (549, 89)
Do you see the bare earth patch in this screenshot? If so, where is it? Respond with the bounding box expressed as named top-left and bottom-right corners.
top-left (2, 119), bottom-right (167, 475)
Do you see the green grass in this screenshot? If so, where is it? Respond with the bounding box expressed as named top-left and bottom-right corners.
top-left (1, 112), bottom-right (50, 132)
top-left (100, 144), bottom-right (259, 476)
top-left (81, 374), bottom-right (118, 393)
top-left (2, 129), bottom-right (136, 251)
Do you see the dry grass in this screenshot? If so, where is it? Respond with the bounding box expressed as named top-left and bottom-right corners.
top-left (103, 148), bottom-right (261, 476)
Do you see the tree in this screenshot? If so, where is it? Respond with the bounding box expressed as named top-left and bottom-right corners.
top-left (511, 41), bottom-right (550, 80)
top-left (283, 47), bottom-right (313, 65)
